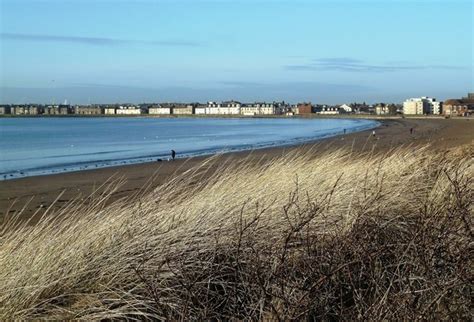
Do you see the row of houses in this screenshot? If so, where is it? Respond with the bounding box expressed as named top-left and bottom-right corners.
top-left (0, 104), bottom-right (75, 115)
top-left (0, 102), bottom-right (397, 116)
top-left (149, 102), bottom-right (282, 116)
top-left (0, 104), bottom-right (146, 116)
top-left (2, 94), bottom-right (472, 117)
top-left (156, 102), bottom-right (388, 116)
top-left (401, 93), bottom-right (474, 116)
top-left (0, 102), bottom-right (290, 116)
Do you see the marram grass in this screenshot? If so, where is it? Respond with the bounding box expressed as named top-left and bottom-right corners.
top-left (0, 145), bottom-right (472, 320)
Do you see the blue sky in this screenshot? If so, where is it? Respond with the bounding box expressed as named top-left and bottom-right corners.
top-left (0, 0), bottom-right (472, 104)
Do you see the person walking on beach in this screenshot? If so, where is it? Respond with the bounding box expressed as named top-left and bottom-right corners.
top-left (410, 127), bottom-right (414, 135)
top-left (171, 149), bottom-right (176, 160)
top-left (372, 130), bottom-right (376, 138)
top-left (343, 128), bottom-right (347, 135)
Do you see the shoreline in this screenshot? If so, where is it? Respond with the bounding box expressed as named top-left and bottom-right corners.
top-left (0, 118), bottom-right (379, 181)
top-left (0, 118), bottom-right (473, 221)
top-left (0, 114), bottom-right (464, 119)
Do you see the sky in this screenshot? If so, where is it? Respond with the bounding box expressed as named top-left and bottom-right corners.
top-left (0, 0), bottom-right (472, 104)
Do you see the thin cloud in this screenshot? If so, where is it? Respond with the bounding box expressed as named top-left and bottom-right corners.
top-left (285, 57), bottom-right (466, 72)
top-left (0, 32), bottom-right (204, 47)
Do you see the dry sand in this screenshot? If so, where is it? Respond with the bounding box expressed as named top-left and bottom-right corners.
top-left (1, 117), bottom-right (473, 222)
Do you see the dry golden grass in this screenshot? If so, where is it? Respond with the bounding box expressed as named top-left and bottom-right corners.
top-left (0, 145), bottom-right (472, 320)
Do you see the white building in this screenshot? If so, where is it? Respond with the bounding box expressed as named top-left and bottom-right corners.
top-left (149, 107), bottom-right (171, 115)
top-left (11, 105), bottom-right (39, 115)
top-left (104, 107), bottom-right (116, 115)
top-left (220, 101), bottom-right (241, 114)
top-left (172, 105), bottom-right (193, 115)
top-left (241, 102), bottom-right (276, 115)
top-left (74, 106), bottom-right (102, 115)
top-left (403, 97), bottom-right (440, 115)
top-left (116, 106), bottom-right (141, 115)
top-left (431, 101), bottom-right (442, 115)
top-left (340, 104), bottom-right (353, 113)
top-left (316, 106), bottom-right (339, 115)
top-left (206, 102), bottom-right (220, 115)
top-left (205, 101), bottom-right (241, 115)
top-left (194, 106), bottom-right (207, 115)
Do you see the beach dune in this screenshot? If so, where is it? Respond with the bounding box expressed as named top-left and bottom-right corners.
top-left (0, 117), bottom-right (472, 320)
top-left (0, 118), bottom-right (472, 222)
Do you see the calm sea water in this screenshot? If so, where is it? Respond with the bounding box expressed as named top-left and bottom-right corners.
top-left (0, 117), bottom-right (378, 180)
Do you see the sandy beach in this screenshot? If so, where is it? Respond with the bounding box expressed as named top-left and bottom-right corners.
top-left (1, 117), bottom-right (473, 222)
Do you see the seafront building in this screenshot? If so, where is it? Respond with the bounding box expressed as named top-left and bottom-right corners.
top-left (104, 107), bottom-right (116, 115)
top-left (0, 105), bottom-right (11, 114)
top-left (205, 102), bottom-right (220, 115)
top-left (74, 106), bottom-right (102, 115)
top-left (431, 101), bottom-right (442, 115)
top-left (42, 105), bottom-right (69, 115)
top-left (194, 105), bottom-right (206, 115)
top-left (403, 97), bottom-right (441, 115)
top-left (205, 101), bottom-right (241, 115)
top-left (172, 105), bottom-right (194, 115)
top-left (149, 105), bottom-right (171, 115)
top-left (443, 93), bottom-right (474, 117)
top-left (315, 106), bottom-right (339, 115)
top-left (339, 104), bottom-right (353, 113)
top-left (443, 93), bottom-right (474, 116)
top-left (116, 106), bottom-right (141, 115)
top-left (403, 98), bottom-right (428, 115)
top-left (241, 102), bottom-right (276, 115)
top-left (221, 101), bottom-right (242, 115)
top-left (10, 105), bottom-right (39, 115)
top-left (296, 103), bottom-right (312, 114)
top-left (443, 100), bottom-right (466, 116)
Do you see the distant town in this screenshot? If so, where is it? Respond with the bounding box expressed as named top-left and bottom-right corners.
top-left (1, 92), bottom-right (473, 117)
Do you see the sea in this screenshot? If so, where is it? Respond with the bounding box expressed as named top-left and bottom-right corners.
top-left (0, 117), bottom-right (378, 180)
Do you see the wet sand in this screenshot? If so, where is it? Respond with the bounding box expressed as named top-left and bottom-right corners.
top-left (1, 117), bottom-right (473, 222)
